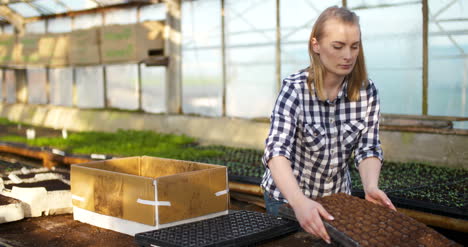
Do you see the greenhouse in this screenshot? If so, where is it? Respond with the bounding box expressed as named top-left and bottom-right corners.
top-left (0, 0), bottom-right (466, 246)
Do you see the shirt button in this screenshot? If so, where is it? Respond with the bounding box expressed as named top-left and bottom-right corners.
top-left (329, 118), bottom-right (334, 124)
top-left (313, 132), bottom-right (318, 136)
top-left (330, 149), bottom-right (335, 154)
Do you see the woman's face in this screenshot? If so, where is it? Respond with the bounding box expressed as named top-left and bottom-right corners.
top-left (312, 19), bottom-right (361, 79)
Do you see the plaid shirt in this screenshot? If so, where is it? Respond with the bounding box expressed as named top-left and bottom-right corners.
top-left (261, 68), bottom-right (383, 202)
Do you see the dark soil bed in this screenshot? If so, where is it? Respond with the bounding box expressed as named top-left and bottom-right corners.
top-left (0, 199), bottom-right (327, 247)
top-left (0, 194), bottom-right (20, 206)
top-left (4, 179), bottom-right (70, 191)
top-left (0, 125), bottom-right (64, 139)
top-left (2, 171), bottom-right (70, 181)
top-left (0, 214), bottom-right (135, 247)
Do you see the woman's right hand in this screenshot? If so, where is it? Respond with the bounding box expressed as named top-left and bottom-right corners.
top-left (291, 195), bottom-right (334, 244)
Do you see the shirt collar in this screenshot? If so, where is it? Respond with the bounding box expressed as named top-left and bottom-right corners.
top-left (319, 79), bottom-right (349, 105)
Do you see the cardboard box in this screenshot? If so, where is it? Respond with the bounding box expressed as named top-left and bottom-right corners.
top-left (69, 28), bottom-right (100, 65)
top-left (100, 21), bottom-right (165, 64)
top-left (49, 33), bottom-right (70, 67)
top-left (0, 34), bottom-right (15, 65)
top-left (15, 34), bottom-right (55, 66)
top-left (71, 156), bottom-right (229, 235)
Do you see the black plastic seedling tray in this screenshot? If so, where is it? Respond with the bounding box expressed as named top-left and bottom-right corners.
top-left (134, 210), bottom-right (299, 247)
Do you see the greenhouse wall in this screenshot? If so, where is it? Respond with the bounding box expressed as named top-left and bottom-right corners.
top-left (0, 0), bottom-right (466, 127)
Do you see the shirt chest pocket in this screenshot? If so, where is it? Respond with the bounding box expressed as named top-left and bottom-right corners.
top-left (341, 120), bottom-right (366, 148)
top-left (303, 124), bottom-right (326, 151)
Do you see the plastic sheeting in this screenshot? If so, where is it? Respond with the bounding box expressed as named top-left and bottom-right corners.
top-left (50, 68), bottom-right (73, 106)
top-left (25, 21), bottom-right (46, 34)
top-left (280, 0), bottom-right (341, 79)
top-left (104, 8), bottom-right (137, 25)
top-left (4, 70), bottom-right (15, 104)
top-left (140, 4), bottom-right (166, 22)
top-left (74, 13), bottom-right (102, 30)
top-left (428, 0), bottom-right (468, 125)
top-left (47, 17), bottom-right (72, 33)
top-left (75, 66), bottom-right (104, 108)
top-left (182, 0), bottom-right (223, 116)
top-left (27, 68), bottom-right (47, 104)
top-left (224, 0), bottom-right (276, 118)
top-left (106, 64), bottom-right (139, 110)
top-left (141, 64), bottom-right (166, 113)
top-left (353, 2), bottom-right (423, 115)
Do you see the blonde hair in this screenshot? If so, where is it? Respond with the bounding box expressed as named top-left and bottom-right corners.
top-left (307, 6), bottom-right (368, 101)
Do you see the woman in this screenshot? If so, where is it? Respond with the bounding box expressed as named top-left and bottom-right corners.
top-left (261, 6), bottom-right (396, 244)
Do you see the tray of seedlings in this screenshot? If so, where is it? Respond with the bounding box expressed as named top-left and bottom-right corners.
top-left (387, 178), bottom-right (467, 220)
top-left (279, 193), bottom-right (461, 247)
top-left (350, 162), bottom-right (468, 219)
top-left (194, 146), bottom-right (265, 185)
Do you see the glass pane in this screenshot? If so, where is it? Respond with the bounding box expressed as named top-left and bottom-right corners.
top-left (48, 17), bottom-right (72, 33)
top-left (281, 0), bottom-right (341, 79)
top-left (353, 2), bottom-right (423, 115)
top-left (25, 21), bottom-right (46, 34)
top-left (4, 70), bottom-right (15, 104)
top-left (105, 8), bottom-right (137, 25)
top-left (74, 13), bottom-right (102, 30)
top-left (225, 0), bottom-right (276, 118)
top-left (0, 70), bottom-right (3, 101)
top-left (50, 68), bottom-right (73, 106)
top-left (8, 3), bottom-right (40, 18)
top-left (141, 64), bottom-right (166, 113)
top-left (76, 66), bottom-right (104, 108)
top-left (182, 0), bottom-right (222, 116)
top-left (348, 0), bottom-right (421, 8)
top-left (428, 0), bottom-right (468, 125)
top-left (140, 4), bottom-right (166, 22)
top-left (60, 0), bottom-right (98, 11)
top-left (27, 68), bottom-right (47, 104)
top-left (3, 25), bottom-right (14, 34)
top-left (106, 64), bottom-right (138, 110)
top-left (98, 0), bottom-right (127, 5)
top-left (183, 49), bottom-right (223, 116)
top-left (35, 0), bottom-right (68, 14)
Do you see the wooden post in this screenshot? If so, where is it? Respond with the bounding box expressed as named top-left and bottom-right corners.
top-left (221, 0), bottom-right (227, 116)
top-left (101, 12), bottom-right (108, 108)
top-left (71, 16), bottom-right (77, 107)
top-left (276, 0), bottom-right (281, 93)
top-left (15, 69), bottom-right (27, 104)
top-left (422, 0), bottom-right (428, 115)
top-left (137, 6), bottom-right (143, 111)
top-left (45, 19), bottom-right (50, 104)
top-left (165, 0), bottom-right (182, 114)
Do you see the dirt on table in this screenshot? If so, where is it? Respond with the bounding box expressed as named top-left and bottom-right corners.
top-left (0, 125), bottom-right (64, 139)
top-left (0, 214), bottom-right (135, 247)
top-left (3, 179), bottom-right (70, 191)
top-left (0, 194), bottom-right (20, 206)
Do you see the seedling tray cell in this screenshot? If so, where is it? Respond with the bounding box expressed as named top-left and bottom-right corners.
top-left (134, 210), bottom-right (299, 247)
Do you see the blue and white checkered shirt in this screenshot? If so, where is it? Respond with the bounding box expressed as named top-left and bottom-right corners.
top-left (261, 68), bottom-right (383, 202)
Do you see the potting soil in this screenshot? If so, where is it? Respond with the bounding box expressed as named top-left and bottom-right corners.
top-left (316, 193), bottom-right (461, 247)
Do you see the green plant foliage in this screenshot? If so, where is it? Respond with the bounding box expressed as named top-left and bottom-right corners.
top-left (0, 118), bottom-right (18, 126)
top-left (389, 179), bottom-right (467, 210)
top-left (0, 129), bottom-right (224, 160)
top-left (193, 146), bottom-right (265, 178)
top-left (350, 161), bottom-right (468, 192)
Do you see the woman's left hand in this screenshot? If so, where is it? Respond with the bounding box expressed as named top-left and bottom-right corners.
top-left (364, 187), bottom-right (397, 211)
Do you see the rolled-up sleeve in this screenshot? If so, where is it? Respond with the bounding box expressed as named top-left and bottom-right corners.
top-left (354, 83), bottom-right (384, 168)
top-left (262, 81), bottom-right (301, 167)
